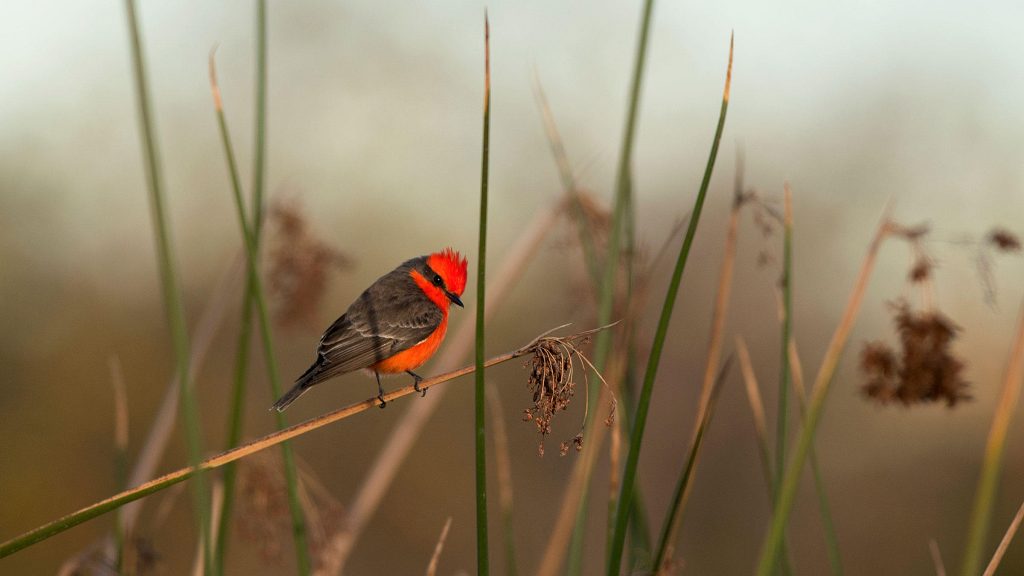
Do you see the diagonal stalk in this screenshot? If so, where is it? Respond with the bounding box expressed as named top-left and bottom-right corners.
top-left (0, 331), bottom-right (581, 559)
top-left (960, 296), bottom-right (1024, 576)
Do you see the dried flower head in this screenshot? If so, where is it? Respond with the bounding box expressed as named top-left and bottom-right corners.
top-left (521, 327), bottom-right (616, 456)
top-left (860, 301), bottom-right (971, 407)
top-left (266, 198), bottom-right (353, 329)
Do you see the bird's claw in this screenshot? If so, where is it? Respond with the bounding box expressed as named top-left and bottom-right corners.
top-left (409, 371), bottom-right (427, 398)
top-left (377, 393), bottom-right (387, 409)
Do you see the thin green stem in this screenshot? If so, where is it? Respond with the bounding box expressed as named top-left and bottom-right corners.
top-left (123, 1), bottom-right (213, 573)
top-left (209, 55), bottom-right (310, 575)
top-left (774, 192), bottom-right (793, 576)
top-left (606, 34), bottom-right (733, 576)
top-left (215, 3), bottom-right (268, 568)
top-left (568, 1), bottom-right (656, 572)
top-left (215, 285), bottom-right (254, 569)
top-left (475, 14), bottom-right (492, 576)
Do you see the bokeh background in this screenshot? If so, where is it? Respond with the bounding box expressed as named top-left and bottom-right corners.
top-left (3, 0), bottom-right (1024, 574)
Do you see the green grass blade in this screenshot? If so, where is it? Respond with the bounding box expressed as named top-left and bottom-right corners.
top-left (215, 2), bottom-right (269, 568)
top-left (475, 14), bottom-right (492, 576)
top-left (123, 1), bottom-right (213, 573)
top-left (606, 34), bottom-right (733, 576)
top-left (774, 187), bottom-right (794, 576)
top-left (652, 358), bottom-right (732, 571)
top-left (567, 0), bottom-right (656, 572)
top-left (215, 285), bottom-right (254, 568)
top-left (209, 54), bottom-right (311, 575)
top-left (960, 298), bottom-right (1024, 576)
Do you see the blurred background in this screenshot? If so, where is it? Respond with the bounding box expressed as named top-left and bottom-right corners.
top-left (2, 0), bottom-right (1024, 574)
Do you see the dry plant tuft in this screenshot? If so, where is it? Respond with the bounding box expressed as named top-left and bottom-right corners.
top-left (236, 454), bottom-right (291, 563)
top-left (860, 301), bottom-right (971, 407)
top-left (521, 331), bottom-right (614, 457)
top-left (266, 198), bottom-right (353, 329)
top-left (234, 453), bottom-right (345, 570)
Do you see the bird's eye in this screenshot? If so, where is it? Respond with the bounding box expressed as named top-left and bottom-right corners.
top-left (432, 274), bottom-right (443, 286)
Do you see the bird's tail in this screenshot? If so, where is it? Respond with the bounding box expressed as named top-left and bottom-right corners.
top-left (270, 364), bottom-right (319, 412)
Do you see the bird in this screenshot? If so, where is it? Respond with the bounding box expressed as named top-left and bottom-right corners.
top-left (271, 248), bottom-right (468, 411)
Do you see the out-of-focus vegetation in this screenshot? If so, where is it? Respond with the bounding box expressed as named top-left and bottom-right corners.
top-left (2, 1), bottom-right (1024, 575)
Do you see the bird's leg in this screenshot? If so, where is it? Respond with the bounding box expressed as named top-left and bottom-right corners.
top-left (407, 370), bottom-right (426, 397)
top-left (375, 372), bottom-right (386, 409)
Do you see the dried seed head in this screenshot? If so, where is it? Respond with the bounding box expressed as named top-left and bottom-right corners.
top-left (520, 330), bottom-right (615, 456)
top-left (266, 198), bottom-right (353, 329)
top-left (860, 301), bottom-right (971, 407)
top-left (909, 257), bottom-right (933, 283)
top-left (988, 228), bottom-right (1021, 253)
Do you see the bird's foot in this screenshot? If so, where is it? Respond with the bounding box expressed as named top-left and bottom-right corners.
top-left (377, 391), bottom-right (387, 409)
top-left (409, 371), bottom-right (427, 397)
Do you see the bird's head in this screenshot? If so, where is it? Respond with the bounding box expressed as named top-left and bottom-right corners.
top-left (424, 248), bottom-right (468, 308)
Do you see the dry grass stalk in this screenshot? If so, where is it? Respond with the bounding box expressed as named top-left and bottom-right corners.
top-left (981, 500), bottom-right (1024, 576)
top-left (736, 336), bottom-right (773, 493)
top-left (655, 181), bottom-right (750, 571)
top-left (60, 257), bottom-right (245, 575)
top-left (535, 380), bottom-right (618, 576)
top-left (929, 539), bottom-right (947, 576)
top-left (319, 200), bottom-right (567, 574)
top-left (110, 356), bottom-right (129, 460)
top-left (486, 383), bottom-right (519, 576)
top-left (192, 479), bottom-right (223, 576)
top-left (425, 517), bottom-right (453, 576)
top-left (121, 255), bottom-right (244, 537)
top-left (757, 213), bottom-right (895, 575)
top-left (962, 296), bottom-right (1024, 574)
top-left (4, 329), bottom-right (590, 560)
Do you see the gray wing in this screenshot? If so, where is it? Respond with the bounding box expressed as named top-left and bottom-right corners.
top-left (305, 265), bottom-right (442, 384)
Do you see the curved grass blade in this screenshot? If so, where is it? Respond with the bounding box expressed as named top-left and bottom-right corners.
top-left (605, 33), bottom-right (734, 576)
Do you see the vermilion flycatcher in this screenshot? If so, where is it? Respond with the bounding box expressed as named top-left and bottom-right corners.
top-left (271, 248), bottom-right (468, 411)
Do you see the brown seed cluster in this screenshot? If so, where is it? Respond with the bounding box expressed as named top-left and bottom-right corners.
top-left (523, 339), bottom-right (576, 456)
top-left (521, 332), bottom-right (612, 457)
top-left (988, 228), bottom-right (1022, 253)
top-left (266, 198), bottom-right (353, 329)
top-left (860, 302), bottom-right (970, 407)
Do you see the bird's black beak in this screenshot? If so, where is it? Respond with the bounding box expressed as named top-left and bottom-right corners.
top-left (446, 291), bottom-right (464, 308)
